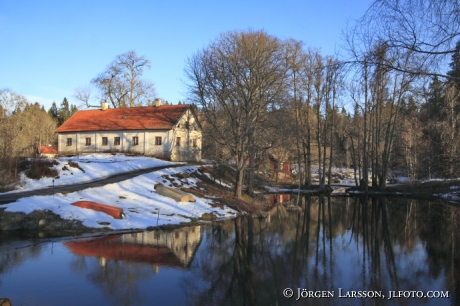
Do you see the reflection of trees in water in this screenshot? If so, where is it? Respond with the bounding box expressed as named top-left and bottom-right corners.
top-left (183, 196), bottom-right (460, 305)
top-left (87, 260), bottom-right (151, 306)
top-left (69, 252), bottom-right (154, 305)
top-left (416, 199), bottom-right (460, 304)
top-left (347, 196), bottom-right (398, 298)
top-left (0, 244), bottom-right (42, 287)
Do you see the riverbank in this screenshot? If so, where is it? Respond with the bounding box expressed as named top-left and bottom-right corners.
top-left (0, 159), bottom-right (327, 235)
top-left (0, 155), bottom-right (241, 232)
top-left (2, 154), bottom-right (459, 235)
top-left (345, 179), bottom-right (460, 202)
top-left (0, 163), bottom-right (306, 234)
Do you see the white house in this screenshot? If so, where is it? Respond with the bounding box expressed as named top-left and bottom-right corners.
top-left (55, 103), bottom-right (202, 162)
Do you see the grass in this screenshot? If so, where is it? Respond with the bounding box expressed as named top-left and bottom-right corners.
top-left (20, 159), bottom-right (59, 180)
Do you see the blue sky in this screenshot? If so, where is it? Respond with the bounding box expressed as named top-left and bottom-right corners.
top-left (0, 0), bottom-right (371, 111)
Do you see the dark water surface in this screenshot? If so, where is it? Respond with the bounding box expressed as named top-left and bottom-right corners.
top-left (1, 195), bottom-right (459, 305)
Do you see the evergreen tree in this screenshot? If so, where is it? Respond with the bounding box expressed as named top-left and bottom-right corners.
top-left (420, 77), bottom-right (445, 122)
top-left (57, 97), bottom-right (71, 126)
top-left (48, 101), bottom-right (58, 119)
top-left (448, 40), bottom-right (460, 87)
top-left (70, 104), bottom-right (78, 116)
top-left (406, 96), bottom-right (417, 115)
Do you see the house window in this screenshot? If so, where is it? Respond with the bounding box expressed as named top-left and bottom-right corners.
top-left (185, 121), bottom-right (190, 129)
top-left (192, 138), bottom-right (197, 148)
top-left (132, 136), bottom-right (139, 146)
top-left (176, 137), bottom-right (181, 147)
top-left (102, 137), bottom-right (108, 146)
top-left (114, 137), bottom-right (120, 146)
top-left (155, 136), bottom-right (162, 145)
top-left (66, 138), bottom-right (72, 146)
top-left (85, 138), bottom-right (91, 146)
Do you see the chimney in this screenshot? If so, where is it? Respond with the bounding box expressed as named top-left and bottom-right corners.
top-left (101, 101), bottom-right (109, 110)
top-left (153, 98), bottom-right (162, 107)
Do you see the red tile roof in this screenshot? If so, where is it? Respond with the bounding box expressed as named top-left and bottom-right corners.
top-left (55, 104), bottom-right (189, 133)
top-left (38, 145), bottom-right (58, 154)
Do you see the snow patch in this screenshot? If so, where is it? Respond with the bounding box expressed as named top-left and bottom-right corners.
top-left (2, 154), bottom-right (237, 230)
top-left (4, 153), bottom-right (174, 194)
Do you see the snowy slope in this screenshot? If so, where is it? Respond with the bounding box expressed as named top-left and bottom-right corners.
top-left (5, 153), bottom-right (176, 193)
top-left (3, 154), bottom-right (237, 229)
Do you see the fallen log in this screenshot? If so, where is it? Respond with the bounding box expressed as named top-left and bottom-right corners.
top-left (154, 183), bottom-right (195, 202)
top-left (71, 201), bottom-right (124, 219)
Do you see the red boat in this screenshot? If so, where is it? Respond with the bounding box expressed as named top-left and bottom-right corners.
top-left (71, 201), bottom-right (124, 219)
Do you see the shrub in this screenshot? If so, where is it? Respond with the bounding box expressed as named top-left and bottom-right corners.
top-left (25, 159), bottom-right (59, 180)
top-left (68, 161), bottom-right (85, 172)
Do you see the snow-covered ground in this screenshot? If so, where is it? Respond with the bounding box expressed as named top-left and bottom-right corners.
top-left (5, 153), bottom-right (177, 193)
top-left (2, 154), bottom-right (237, 230)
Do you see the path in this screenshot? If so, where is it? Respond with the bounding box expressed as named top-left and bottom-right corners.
top-left (0, 164), bottom-right (185, 205)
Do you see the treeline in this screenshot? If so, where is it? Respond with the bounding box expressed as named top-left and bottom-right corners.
top-left (188, 0), bottom-right (460, 195)
top-left (0, 90), bottom-right (76, 188)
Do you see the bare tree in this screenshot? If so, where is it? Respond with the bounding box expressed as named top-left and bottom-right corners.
top-left (284, 39), bottom-right (307, 187)
top-left (74, 85), bottom-right (93, 108)
top-left (346, 0), bottom-right (460, 79)
top-left (0, 89), bottom-right (57, 188)
top-left (186, 30), bottom-right (288, 197)
top-left (90, 51), bottom-right (156, 108)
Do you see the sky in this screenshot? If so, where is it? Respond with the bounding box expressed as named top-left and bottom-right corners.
top-left (0, 0), bottom-right (372, 111)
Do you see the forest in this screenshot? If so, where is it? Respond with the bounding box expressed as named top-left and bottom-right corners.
top-left (186, 0), bottom-right (460, 196)
top-left (0, 94), bottom-right (76, 189)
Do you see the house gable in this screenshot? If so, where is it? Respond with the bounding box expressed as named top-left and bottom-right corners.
top-left (170, 108), bottom-right (202, 161)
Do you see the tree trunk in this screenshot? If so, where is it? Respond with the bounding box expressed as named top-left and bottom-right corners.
top-left (247, 150), bottom-right (255, 196)
top-left (235, 166), bottom-right (245, 197)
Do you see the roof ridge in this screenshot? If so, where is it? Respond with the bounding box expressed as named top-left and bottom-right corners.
top-left (56, 104), bottom-right (191, 133)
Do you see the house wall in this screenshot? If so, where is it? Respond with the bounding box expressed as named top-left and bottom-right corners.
top-left (58, 130), bottom-right (169, 155)
top-left (57, 109), bottom-right (202, 161)
top-left (170, 109), bottom-right (202, 162)
top-left (145, 130), bottom-right (171, 158)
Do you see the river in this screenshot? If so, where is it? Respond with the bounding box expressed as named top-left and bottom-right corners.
top-left (0, 195), bottom-right (458, 305)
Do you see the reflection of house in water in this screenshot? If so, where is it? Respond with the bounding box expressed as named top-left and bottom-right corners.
top-left (64, 226), bottom-right (202, 269)
top-left (269, 194), bottom-right (292, 205)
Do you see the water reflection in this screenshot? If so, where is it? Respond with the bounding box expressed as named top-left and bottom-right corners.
top-left (63, 226), bottom-right (202, 305)
top-left (64, 226), bottom-right (202, 268)
top-left (183, 196), bottom-right (458, 305)
top-left (1, 197), bottom-right (459, 305)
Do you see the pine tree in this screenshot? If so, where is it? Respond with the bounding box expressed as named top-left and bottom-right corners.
top-left (70, 104), bottom-right (78, 116)
top-left (57, 97), bottom-right (71, 126)
top-left (448, 40), bottom-right (460, 87)
top-left (420, 77), bottom-right (445, 122)
top-left (48, 101), bottom-right (58, 119)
